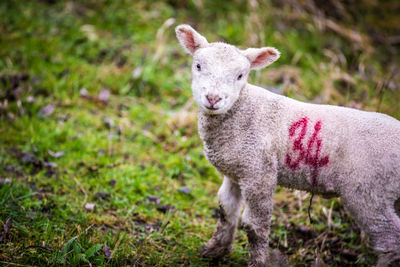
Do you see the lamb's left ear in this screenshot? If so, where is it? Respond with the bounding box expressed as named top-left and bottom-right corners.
top-left (242, 47), bottom-right (280, 70)
top-left (175, 24), bottom-right (209, 55)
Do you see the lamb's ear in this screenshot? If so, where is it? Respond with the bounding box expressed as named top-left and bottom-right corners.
top-left (242, 47), bottom-right (280, 70)
top-left (175, 24), bottom-right (208, 55)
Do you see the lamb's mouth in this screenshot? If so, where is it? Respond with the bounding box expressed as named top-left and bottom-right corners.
top-left (205, 106), bottom-right (219, 111)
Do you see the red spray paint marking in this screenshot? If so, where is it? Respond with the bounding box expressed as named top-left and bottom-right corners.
top-left (285, 117), bottom-right (329, 186)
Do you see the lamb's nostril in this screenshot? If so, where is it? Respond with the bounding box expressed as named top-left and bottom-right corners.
top-left (206, 94), bottom-right (222, 106)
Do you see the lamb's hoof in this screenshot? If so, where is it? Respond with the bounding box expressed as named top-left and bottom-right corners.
top-left (269, 249), bottom-right (288, 267)
top-left (247, 259), bottom-right (268, 267)
top-left (199, 244), bottom-right (231, 258)
top-left (247, 249), bottom-right (288, 267)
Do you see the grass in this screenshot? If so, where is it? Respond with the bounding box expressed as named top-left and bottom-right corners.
top-left (0, 0), bottom-right (399, 266)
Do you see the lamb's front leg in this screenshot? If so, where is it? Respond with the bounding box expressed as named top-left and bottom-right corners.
top-left (240, 174), bottom-right (277, 267)
top-left (200, 176), bottom-right (243, 258)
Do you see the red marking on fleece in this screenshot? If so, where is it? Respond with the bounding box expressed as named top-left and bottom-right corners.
top-left (286, 117), bottom-right (308, 169)
top-left (285, 117), bottom-right (330, 186)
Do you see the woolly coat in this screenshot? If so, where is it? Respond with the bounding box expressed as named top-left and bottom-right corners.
top-left (199, 83), bottom-right (400, 251)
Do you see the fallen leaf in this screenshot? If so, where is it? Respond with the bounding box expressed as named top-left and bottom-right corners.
top-left (43, 161), bottom-right (58, 169)
top-left (98, 88), bottom-right (110, 104)
top-left (178, 187), bottom-right (191, 194)
top-left (48, 150), bottom-right (65, 158)
top-left (38, 104), bottom-right (55, 117)
top-left (104, 243), bottom-right (111, 259)
top-left (21, 153), bottom-right (37, 164)
top-left (0, 218), bottom-right (12, 242)
top-left (132, 67), bottom-right (143, 78)
top-left (80, 88), bottom-right (89, 97)
top-left (0, 178), bottom-right (11, 184)
top-left (26, 96), bottom-right (35, 103)
top-left (85, 203), bottom-right (95, 211)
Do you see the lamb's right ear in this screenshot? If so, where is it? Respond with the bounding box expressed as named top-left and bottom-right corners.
top-left (242, 47), bottom-right (280, 70)
top-left (175, 24), bottom-right (208, 55)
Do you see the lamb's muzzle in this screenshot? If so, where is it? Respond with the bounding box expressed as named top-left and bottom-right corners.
top-left (205, 94), bottom-right (222, 109)
top-left (175, 23), bottom-right (400, 267)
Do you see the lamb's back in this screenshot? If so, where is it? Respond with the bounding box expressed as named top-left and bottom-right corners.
top-left (248, 85), bottom-right (400, 192)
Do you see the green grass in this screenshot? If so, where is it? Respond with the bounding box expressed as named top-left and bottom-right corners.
top-left (1, 0), bottom-right (399, 266)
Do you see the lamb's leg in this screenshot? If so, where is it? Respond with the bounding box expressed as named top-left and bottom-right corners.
top-left (341, 191), bottom-right (400, 267)
top-left (240, 175), bottom-right (276, 267)
top-left (200, 176), bottom-right (243, 258)
top-left (374, 202), bottom-right (400, 267)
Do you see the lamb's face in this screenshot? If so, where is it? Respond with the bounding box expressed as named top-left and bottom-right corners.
top-left (175, 24), bottom-right (280, 115)
top-left (192, 44), bottom-right (250, 114)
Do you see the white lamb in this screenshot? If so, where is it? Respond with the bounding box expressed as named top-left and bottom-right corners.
top-left (175, 24), bottom-right (400, 266)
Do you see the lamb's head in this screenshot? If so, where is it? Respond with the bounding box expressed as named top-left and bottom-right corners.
top-left (175, 24), bottom-right (280, 115)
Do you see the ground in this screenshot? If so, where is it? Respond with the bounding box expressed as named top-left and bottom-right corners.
top-left (1, 0), bottom-right (399, 266)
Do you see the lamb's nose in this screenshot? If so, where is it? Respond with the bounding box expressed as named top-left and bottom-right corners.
top-left (206, 94), bottom-right (222, 106)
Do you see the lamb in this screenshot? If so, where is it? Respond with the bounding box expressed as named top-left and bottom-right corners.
top-left (175, 24), bottom-right (400, 267)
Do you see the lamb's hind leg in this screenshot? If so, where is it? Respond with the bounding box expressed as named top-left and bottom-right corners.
top-left (341, 190), bottom-right (400, 266)
top-left (200, 176), bottom-right (243, 258)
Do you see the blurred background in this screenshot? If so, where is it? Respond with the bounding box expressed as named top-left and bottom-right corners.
top-left (0, 0), bottom-right (399, 266)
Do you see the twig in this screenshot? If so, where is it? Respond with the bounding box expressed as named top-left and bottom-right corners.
top-left (21, 245), bottom-right (53, 252)
top-left (308, 191), bottom-right (315, 224)
top-left (0, 261), bottom-right (37, 267)
top-left (72, 177), bottom-right (88, 201)
top-left (376, 70), bottom-right (397, 112)
top-left (111, 233), bottom-right (124, 259)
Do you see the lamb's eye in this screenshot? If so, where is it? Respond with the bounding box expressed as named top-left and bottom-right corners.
top-left (237, 74), bottom-right (243, 80)
top-left (196, 64), bottom-right (201, 71)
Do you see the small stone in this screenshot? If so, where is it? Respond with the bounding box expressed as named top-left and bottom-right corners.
top-left (85, 203), bottom-right (95, 211)
top-left (98, 88), bottom-right (110, 103)
top-left (38, 104), bottom-right (55, 117)
top-left (80, 88), bottom-right (88, 97)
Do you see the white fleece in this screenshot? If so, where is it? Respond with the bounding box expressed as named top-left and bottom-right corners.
top-left (176, 24), bottom-right (400, 267)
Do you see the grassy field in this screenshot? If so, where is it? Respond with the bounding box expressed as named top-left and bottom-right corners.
top-left (1, 0), bottom-right (399, 266)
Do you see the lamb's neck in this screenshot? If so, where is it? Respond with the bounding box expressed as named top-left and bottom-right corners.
top-left (197, 83), bottom-right (284, 144)
top-left (197, 85), bottom-right (252, 141)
